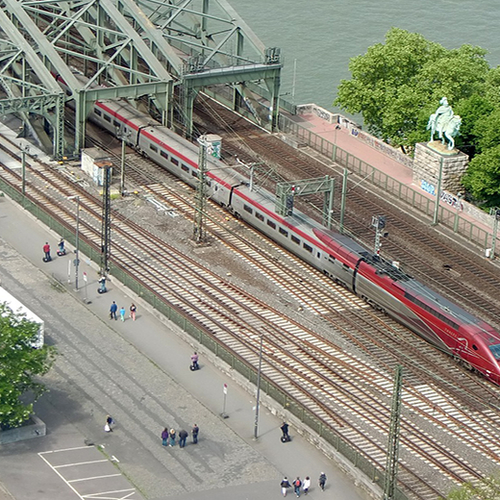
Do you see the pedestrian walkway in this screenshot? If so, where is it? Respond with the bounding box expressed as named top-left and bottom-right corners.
top-left (0, 196), bottom-right (373, 499)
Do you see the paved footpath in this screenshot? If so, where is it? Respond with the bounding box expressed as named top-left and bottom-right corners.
top-left (0, 195), bottom-right (372, 500)
top-left (293, 111), bottom-right (496, 241)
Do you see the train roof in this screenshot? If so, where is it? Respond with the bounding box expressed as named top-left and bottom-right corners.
top-left (315, 228), bottom-right (485, 327)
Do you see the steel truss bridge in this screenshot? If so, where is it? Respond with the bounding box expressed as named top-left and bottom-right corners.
top-left (0, 0), bottom-right (283, 159)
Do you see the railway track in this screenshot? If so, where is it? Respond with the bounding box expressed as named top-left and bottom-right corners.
top-left (193, 95), bottom-right (500, 332)
top-left (2, 134), bottom-right (500, 499)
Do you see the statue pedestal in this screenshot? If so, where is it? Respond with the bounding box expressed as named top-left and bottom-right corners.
top-left (413, 142), bottom-right (468, 195)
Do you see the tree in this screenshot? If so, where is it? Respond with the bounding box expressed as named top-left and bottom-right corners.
top-left (335, 28), bottom-right (490, 151)
top-left (442, 474), bottom-right (500, 499)
top-left (0, 303), bottom-right (56, 429)
top-left (461, 145), bottom-right (500, 207)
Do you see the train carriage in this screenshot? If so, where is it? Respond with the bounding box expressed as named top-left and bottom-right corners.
top-left (75, 84), bottom-right (500, 384)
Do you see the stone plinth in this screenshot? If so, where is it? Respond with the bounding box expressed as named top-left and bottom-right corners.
top-left (413, 142), bottom-right (468, 195)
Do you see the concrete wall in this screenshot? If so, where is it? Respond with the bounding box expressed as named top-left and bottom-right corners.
top-left (0, 416), bottom-right (46, 444)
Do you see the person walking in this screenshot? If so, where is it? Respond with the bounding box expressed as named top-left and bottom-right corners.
top-left (130, 303), bottom-right (137, 321)
top-left (110, 301), bottom-right (118, 320)
top-left (169, 428), bottom-right (176, 447)
top-left (104, 418), bottom-right (113, 433)
top-left (106, 415), bottom-right (114, 428)
top-left (43, 242), bottom-right (51, 261)
top-left (318, 472), bottom-right (327, 492)
top-left (178, 429), bottom-right (188, 448)
top-left (280, 477), bottom-right (291, 497)
top-left (192, 424), bottom-right (199, 444)
top-left (161, 428), bottom-right (168, 446)
top-left (119, 306), bottom-right (126, 322)
top-left (280, 421), bottom-right (290, 441)
top-left (190, 352), bottom-right (199, 370)
top-left (303, 477), bottom-right (311, 495)
top-left (293, 477), bottom-right (302, 497)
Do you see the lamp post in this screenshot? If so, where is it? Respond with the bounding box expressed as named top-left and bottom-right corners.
top-left (254, 334), bottom-right (263, 440)
top-left (68, 195), bottom-right (80, 290)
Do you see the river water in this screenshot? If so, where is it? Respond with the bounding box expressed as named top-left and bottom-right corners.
top-left (228, 0), bottom-right (500, 112)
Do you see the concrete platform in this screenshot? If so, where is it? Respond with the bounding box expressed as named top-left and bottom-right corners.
top-left (0, 196), bottom-right (372, 499)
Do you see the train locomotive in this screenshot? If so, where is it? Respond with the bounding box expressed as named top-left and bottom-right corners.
top-left (81, 91), bottom-right (500, 385)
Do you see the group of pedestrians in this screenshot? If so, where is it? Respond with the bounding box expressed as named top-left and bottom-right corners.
top-left (161, 424), bottom-right (199, 448)
top-left (280, 473), bottom-right (326, 497)
top-left (110, 301), bottom-right (137, 321)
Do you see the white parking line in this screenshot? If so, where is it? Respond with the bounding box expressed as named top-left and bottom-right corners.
top-left (39, 445), bottom-right (92, 454)
top-left (38, 453), bottom-right (84, 500)
top-left (55, 459), bottom-right (108, 469)
top-left (68, 473), bottom-right (122, 483)
top-left (85, 488), bottom-right (135, 499)
top-left (38, 446), bottom-right (138, 500)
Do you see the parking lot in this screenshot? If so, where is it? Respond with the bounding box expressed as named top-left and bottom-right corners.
top-left (38, 445), bottom-right (140, 500)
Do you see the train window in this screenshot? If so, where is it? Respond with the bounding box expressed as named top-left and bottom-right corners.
top-left (191, 170), bottom-right (197, 177)
top-left (489, 344), bottom-right (500, 360)
top-left (291, 235), bottom-right (300, 245)
top-left (328, 255), bottom-right (336, 263)
top-left (303, 243), bottom-right (313, 253)
top-left (342, 264), bottom-right (350, 270)
top-left (94, 109), bottom-right (102, 117)
top-left (279, 227), bottom-right (288, 237)
top-left (104, 114), bottom-right (111, 122)
top-left (113, 120), bottom-right (120, 127)
top-left (171, 157), bottom-right (179, 166)
top-left (149, 144), bottom-right (158, 153)
top-left (267, 220), bottom-right (276, 230)
top-left (244, 205), bottom-right (253, 214)
top-left (181, 164), bottom-right (189, 172)
top-left (255, 212), bottom-right (264, 222)
top-left (160, 151), bottom-right (168, 160)
top-left (206, 180), bottom-right (212, 187)
top-left (472, 345), bottom-right (478, 351)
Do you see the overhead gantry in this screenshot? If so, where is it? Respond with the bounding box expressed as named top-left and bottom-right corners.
top-left (0, 0), bottom-right (283, 158)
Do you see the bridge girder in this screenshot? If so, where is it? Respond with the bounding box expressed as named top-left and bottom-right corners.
top-left (0, 0), bottom-right (283, 157)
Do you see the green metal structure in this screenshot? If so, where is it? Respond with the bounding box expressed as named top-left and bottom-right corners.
top-left (275, 176), bottom-right (335, 229)
top-left (0, 0), bottom-right (283, 158)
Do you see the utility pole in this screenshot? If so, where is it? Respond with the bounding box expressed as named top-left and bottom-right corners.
top-left (117, 129), bottom-right (131, 196)
top-left (340, 168), bottom-right (348, 234)
top-left (489, 208), bottom-right (500, 260)
top-left (193, 136), bottom-right (208, 243)
top-left (383, 365), bottom-right (404, 500)
top-left (432, 157), bottom-right (444, 226)
top-left (372, 215), bottom-right (386, 256)
top-left (68, 196), bottom-right (80, 291)
top-left (21, 145), bottom-right (29, 196)
top-left (254, 334), bottom-right (264, 440)
top-left (100, 165), bottom-right (112, 276)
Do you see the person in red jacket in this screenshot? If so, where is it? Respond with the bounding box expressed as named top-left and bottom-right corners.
top-left (43, 242), bottom-right (51, 261)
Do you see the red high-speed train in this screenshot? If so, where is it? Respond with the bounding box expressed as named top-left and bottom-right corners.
top-left (59, 73), bottom-right (500, 384)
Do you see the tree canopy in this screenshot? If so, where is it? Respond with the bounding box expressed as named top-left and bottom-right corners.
top-left (442, 473), bottom-right (500, 499)
top-left (335, 28), bottom-right (500, 206)
top-left (0, 303), bottom-right (56, 429)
